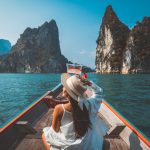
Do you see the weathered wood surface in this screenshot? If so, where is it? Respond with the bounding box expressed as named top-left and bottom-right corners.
top-left (15, 108), bottom-right (53, 150)
top-left (16, 139), bottom-right (44, 150)
top-left (103, 137), bottom-right (129, 150)
top-left (34, 108), bottom-right (53, 131)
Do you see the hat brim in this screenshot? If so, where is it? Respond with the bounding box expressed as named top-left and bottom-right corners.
top-left (61, 73), bottom-right (78, 100)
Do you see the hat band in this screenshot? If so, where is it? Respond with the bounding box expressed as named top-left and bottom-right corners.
top-left (66, 78), bottom-right (82, 97)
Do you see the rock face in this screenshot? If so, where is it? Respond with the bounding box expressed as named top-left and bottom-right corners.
top-left (96, 5), bottom-right (150, 74)
top-left (0, 20), bottom-right (68, 73)
top-left (96, 5), bottom-right (130, 73)
top-left (122, 17), bottom-right (150, 73)
top-left (0, 39), bottom-right (11, 55)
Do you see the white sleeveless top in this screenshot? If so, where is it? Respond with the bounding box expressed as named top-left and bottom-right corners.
top-left (61, 104), bottom-right (73, 125)
top-left (60, 104), bottom-right (75, 139)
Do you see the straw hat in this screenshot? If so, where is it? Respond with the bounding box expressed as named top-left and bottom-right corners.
top-left (61, 73), bottom-right (89, 100)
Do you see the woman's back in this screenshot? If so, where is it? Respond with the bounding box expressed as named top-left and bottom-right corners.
top-left (61, 104), bottom-right (73, 126)
top-left (60, 104), bottom-right (75, 139)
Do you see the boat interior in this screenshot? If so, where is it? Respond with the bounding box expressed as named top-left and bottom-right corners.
top-left (0, 84), bottom-right (149, 150)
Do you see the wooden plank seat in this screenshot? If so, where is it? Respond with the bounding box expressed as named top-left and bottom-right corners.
top-left (103, 137), bottom-right (129, 150)
top-left (102, 124), bottom-right (129, 150)
top-left (98, 112), bottom-right (129, 150)
top-left (15, 121), bottom-right (37, 134)
top-left (16, 136), bottom-right (45, 150)
top-left (105, 124), bottom-right (126, 138)
top-left (15, 108), bottom-right (54, 150)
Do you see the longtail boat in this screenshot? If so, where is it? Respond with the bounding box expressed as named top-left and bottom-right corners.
top-left (0, 83), bottom-right (149, 150)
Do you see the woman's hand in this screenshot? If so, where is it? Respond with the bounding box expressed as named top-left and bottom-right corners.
top-left (80, 77), bottom-right (92, 86)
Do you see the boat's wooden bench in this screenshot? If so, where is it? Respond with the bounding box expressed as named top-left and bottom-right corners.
top-left (103, 137), bottom-right (129, 150)
top-left (15, 108), bottom-right (54, 150)
top-left (102, 124), bottom-right (129, 150)
top-left (99, 113), bottom-right (129, 150)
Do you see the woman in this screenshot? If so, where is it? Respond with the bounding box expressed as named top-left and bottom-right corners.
top-left (42, 73), bottom-right (108, 150)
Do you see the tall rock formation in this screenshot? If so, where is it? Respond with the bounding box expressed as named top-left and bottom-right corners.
top-left (122, 17), bottom-right (150, 73)
top-left (0, 20), bottom-right (68, 73)
top-left (96, 5), bottom-right (130, 73)
top-left (96, 5), bottom-right (150, 74)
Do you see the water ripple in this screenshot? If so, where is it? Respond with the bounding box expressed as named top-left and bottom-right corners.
top-left (0, 73), bottom-right (149, 139)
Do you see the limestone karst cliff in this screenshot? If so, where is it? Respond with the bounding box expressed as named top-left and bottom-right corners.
top-left (96, 5), bottom-right (150, 74)
top-left (0, 20), bottom-right (68, 73)
top-left (122, 17), bottom-right (150, 73)
top-left (95, 5), bottom-right (130, 73)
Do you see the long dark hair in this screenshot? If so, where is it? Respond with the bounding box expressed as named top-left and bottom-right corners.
top-left (69, 96), bottom-right (91, 138)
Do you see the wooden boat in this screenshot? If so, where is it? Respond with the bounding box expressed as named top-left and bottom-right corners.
top-left (0, 83), bottom-right (149, 150)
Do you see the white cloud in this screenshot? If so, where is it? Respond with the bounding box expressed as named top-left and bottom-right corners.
top-left (76, 49), bottom-right (96, 68)
top-left (79, 49), bottom-right (95, 57)
top-left (79, 50), bottom-right (87, 55)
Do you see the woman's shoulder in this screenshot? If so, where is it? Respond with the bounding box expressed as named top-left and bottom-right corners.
top-left (53, 104), bottom-right (64, 117)
top-left (63, 103), bottom-right (72, 113)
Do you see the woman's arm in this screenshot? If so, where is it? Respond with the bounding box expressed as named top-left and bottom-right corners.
top-left (51, 104), bottom-right (63, 132)
top-left (85, 82), bottom-right (103, 116)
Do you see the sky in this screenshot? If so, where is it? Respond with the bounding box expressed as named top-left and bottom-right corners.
top-left (0, 0), bottom-right (150, 68)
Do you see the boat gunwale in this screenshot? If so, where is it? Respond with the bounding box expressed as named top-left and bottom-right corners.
top-left (0, 91), bottom-right (51, 133)
top-left (102, 100), bottom-right (150, 148)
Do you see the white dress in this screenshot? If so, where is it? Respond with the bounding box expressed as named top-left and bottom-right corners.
top-left (43, 82), bottom-right (108, 150)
